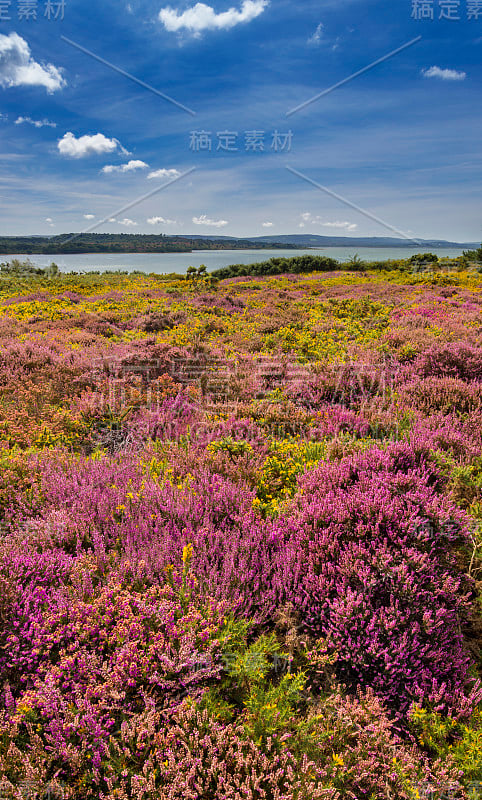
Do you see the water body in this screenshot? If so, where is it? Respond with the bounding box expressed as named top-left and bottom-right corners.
top-left (3, 247), bottom-right (467, 275)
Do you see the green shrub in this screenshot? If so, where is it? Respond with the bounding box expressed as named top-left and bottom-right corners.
top-left (200, 616), bottom-right (307, 744)
top-left (409, 705), bottom-right (482, 785)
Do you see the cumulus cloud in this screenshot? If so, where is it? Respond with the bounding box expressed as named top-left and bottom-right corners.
top-left (58, 132), bottom-right (125, 158)
top-left (422, 66), bottom-right (466, 81)
top-left (45, 217), bottom-right (54, 227)
top-left (308, 23), bottom-right (323, 45)
top-left (83, 214), bottom-right (95, 220)
top-left (147, 216), bottom-right (177, 225)
top-left (262, 221), bottom-right (274, 227)
top-left (300, 212), bottom-right (357, 231)
top-left (117, 218), bottom-right (137, 226)
top-left (147, 167), bottom-right (181, 180)
top-left (102, 159), bottom-right (149, 174)
top-left (0, 33), bottom-right (65, 92)
top-left (15, 115), bottom-right (56, 128)
top-left (159, 0), bottom-right (268, 34)
top-left (192, 214), bottom-right (228, 228)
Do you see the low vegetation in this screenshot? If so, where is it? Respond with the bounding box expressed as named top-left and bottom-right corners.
top-left (0, 255), bottom-right (482, 798)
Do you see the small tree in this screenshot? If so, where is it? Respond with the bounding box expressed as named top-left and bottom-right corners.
top-left (462, 243), bottom-right (482, 264)
top-left (186, 264), bottom-right (218, 292)
top-left (346, 253), bottom-right (366, 271)
top-left (408, 253), bottom-right (439, 265)
top-left (46, 262), bottom-right (59, 278)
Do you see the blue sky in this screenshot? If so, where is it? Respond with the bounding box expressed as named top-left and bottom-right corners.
top-left (0, 0), bottom-right (481, 241)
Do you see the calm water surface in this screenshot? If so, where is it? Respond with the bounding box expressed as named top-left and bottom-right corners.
top-left (4, 248), bottom-right (467, 275)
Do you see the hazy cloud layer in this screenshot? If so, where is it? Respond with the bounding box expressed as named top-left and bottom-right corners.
top-left (308, 23), bottom-right (323, 45)
top-left (15, 116), bottom-right (57, 128)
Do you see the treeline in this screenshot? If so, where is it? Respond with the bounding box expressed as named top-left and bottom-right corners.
top-left (0, 234), bottom-right (296, 255)
top-left (212, 254), bottom-right (340, 279)
top-left (212, 251), bottom-right (482, 280)
top-left (0, 234), bottom-right (193, 254)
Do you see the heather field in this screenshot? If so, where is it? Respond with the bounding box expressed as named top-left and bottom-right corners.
top-left (2, 260), bottom-right (482, 799)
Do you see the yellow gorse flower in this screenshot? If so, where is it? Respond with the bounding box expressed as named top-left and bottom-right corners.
top-left (183, 543), bottom-right (193, 564)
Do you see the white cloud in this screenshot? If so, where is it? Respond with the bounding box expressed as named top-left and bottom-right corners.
top-left (321, 221), bottom-right (358, 231)
top-left (192, 214), bottom-right (228, 228)
top-left (0, 112), bottom-right (7, 121)
top-left (102, 159), bottom-right (149, 174)
top-left (118, 218), bottom-right (137, 226)
top-left (0, 33), bottom-right (65, 92)
top-left (83, 214), bottom-right (95, 220)
top-left (108, 218), bottom-right (117, 223)
top-left (300, 213), bottom-right (357, 231)
top-left (262, 221), bottom-right (274, 227)
top-left (15, 115), bottom-right (56, 128)
top-left (147, 167), bottom-right (181, 180)
top-left (422, 66), bottom-right (466, 81)
top-left (45, 217), bottom-right (54, 227)
top-left (147, 215), bottom-right (177, 225)
top-left (159, 0), bottom-right (268, 34)
top-left (58, 132), bottom-right (124, 158)
top-left (308, 23), bottom-right (323, 45)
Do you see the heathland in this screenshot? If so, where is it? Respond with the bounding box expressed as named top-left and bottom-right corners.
top-left (1, 253), bottom-right (482, 798)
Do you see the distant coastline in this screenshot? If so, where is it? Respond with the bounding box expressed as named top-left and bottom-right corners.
top-left (0, 234), bottom-right (297, 255)
top-left (0, 233), bottom-right (478, 255)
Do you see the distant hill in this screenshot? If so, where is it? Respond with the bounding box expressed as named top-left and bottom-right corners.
top-left (0, 234), bottom-right (296, 255)
top-left (243, 234), bottom-right (479, 248)
top-left (0, 232), bottom-right (477, 255)
top-left (170, 233), bottom-right (479, 248)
